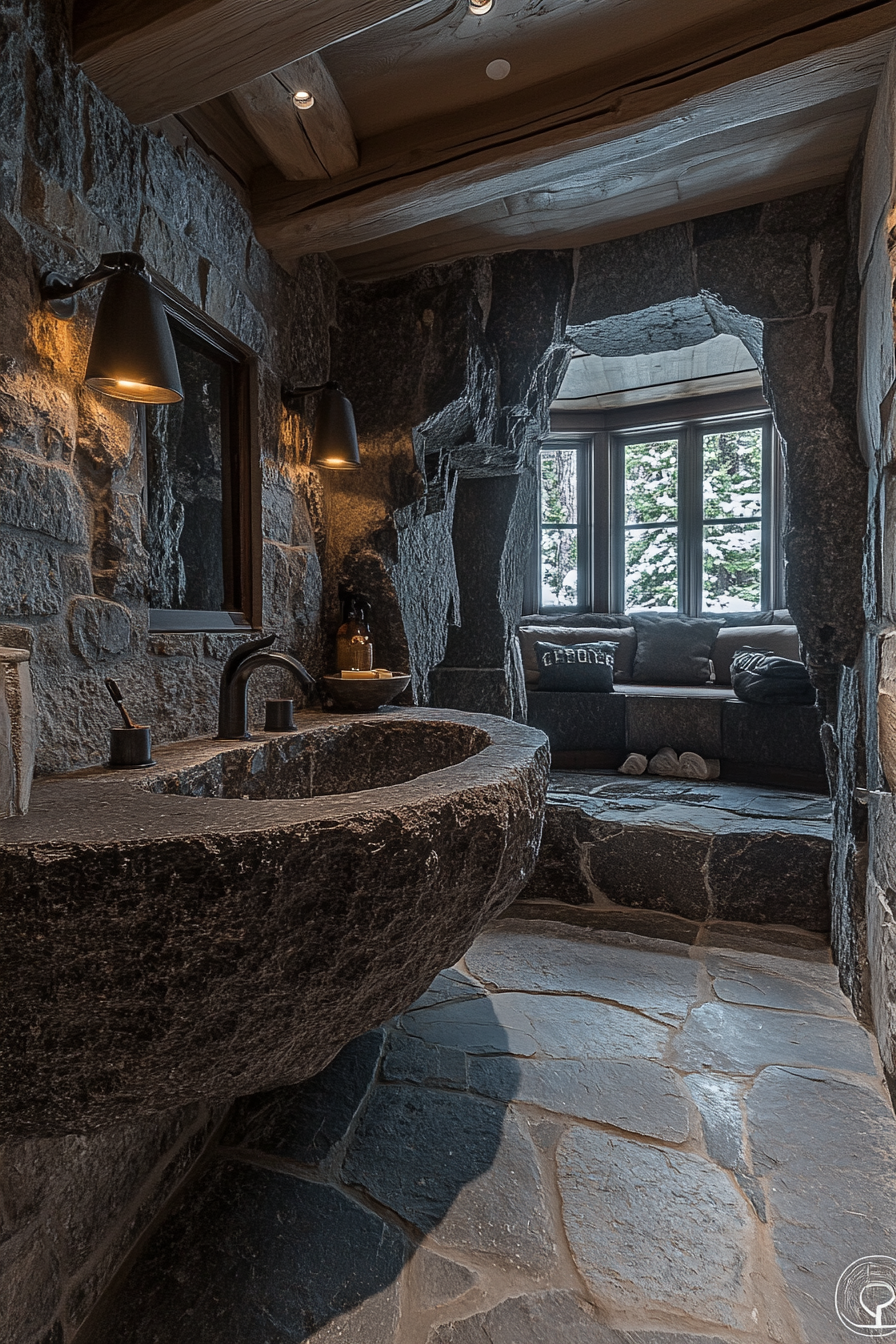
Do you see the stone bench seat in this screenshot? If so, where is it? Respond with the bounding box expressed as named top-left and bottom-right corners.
top-left (526, 685), bottom-right (826, 789)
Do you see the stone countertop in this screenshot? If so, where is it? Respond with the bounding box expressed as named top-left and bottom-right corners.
top-left (0, 707), bottom-right (548, 849)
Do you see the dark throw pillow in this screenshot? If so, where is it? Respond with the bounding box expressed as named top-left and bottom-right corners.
top-left (534, 640), bottom-right (616, 692)
top-left (631, 613), bottom-right (723, 685)
top-left (730, 648), bottom-right (815, 706)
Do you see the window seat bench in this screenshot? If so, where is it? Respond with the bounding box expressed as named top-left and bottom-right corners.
top-left (526, 685), bottom-right (827, 792)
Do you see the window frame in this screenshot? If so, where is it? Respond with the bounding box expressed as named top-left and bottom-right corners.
top-left (534, 390), bottom-right (785, 617)
top-left (143, 283), bottom-right (262, 633)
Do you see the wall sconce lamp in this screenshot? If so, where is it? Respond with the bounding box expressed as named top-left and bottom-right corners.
top-left (282, 381), bottom-right (361, 470)
top-left (40, 251), bottom-right (183, 404)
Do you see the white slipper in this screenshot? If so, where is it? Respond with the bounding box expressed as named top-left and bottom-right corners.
top-left (647, 746), bottom-right (680, 776)
top-left (678, 752), bottom-right (721, 780)
top-left (618, 752), bottom-right (648, 776)
top-left (678, 751), bottom-right (710, 779)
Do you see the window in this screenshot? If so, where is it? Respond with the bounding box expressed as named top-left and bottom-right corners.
top-left (143, 291), bottom-right (260, 632)
top-left (535, 402), bottom-right (783, 615)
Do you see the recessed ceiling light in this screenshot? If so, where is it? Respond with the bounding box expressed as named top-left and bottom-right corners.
top-left (485, 59), bottom-right (510, 80)
top-left (293, 90), bottom-right (315, 110)
top-left (468, 0), bottom-right (494, 12)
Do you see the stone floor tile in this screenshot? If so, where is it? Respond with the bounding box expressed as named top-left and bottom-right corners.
top-left (557, 1128), bottom-right (754, 1332)
top-left (342, 1084), bottom-right (555, 1271)
top-left (382, 1031), bottom-right (469, 1089)
top-left (401, 990), bottom-right (670, 1061)
top-left (408, 969), bottom-right (487, 1012)
top-left (404, 1248), bottom-right (477, 1311)
top-left (706, 956), bottom-right (852, 1017)
top-left (621, 1334), bottom-right (738, 1344)
top-left (220, 1030), bottom-right (384, 1165)
top-left (746, 1066), bottom-right (896, 1343)
top-left (465, 923), bottom-right (700, 1025)
top-left (468, 1055), bottom-right (691, 1141)
top-left (672, 1001), bottom-right (878, 1076)
top-left (550, 771), bottom-right (830, 824)
top-left (683, 1074), bottom-right (747, 1172)
top-left (426, 1288), bottom-right (627, 1343)
top-left (88, 1160), bottom-right (408, 1344)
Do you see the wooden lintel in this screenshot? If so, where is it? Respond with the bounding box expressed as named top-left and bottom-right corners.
top-left (72, 0), bottom-right (433, 123)
top-left (253, 6), bottom-right (896, 259)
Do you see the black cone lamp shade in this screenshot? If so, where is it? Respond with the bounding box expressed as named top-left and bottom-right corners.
top-left (310, 382), bottom-right (361, 470)
top-left (84, 269), bottom-right (183, 404)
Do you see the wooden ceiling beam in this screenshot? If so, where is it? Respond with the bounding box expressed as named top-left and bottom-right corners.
top-left (330, 94), bottom-right (870, 279)
top-left (252, 5), bottom-right (896, 259)
top-left (230, 55), bottom-right (358, 181)
top-left (71, 0), bottom-right (433, 123)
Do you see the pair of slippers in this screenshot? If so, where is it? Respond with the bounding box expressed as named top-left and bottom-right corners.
top-left (619, 746), bottom-right (720, 780)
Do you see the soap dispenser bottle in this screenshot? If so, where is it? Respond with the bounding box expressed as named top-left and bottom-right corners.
top-left (336, 595), bottom-right (374, 671)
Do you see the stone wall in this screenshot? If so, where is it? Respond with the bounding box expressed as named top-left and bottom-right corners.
top-left (0, 4), bottom-right (335, 1341)
top-left (852, 45), bottom-right (896, 1084)
top-left (0, 0), bottom-right (335, 778)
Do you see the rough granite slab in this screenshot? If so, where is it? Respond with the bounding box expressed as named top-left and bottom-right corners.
top-left (0, 708), bottom-right (549, 1136)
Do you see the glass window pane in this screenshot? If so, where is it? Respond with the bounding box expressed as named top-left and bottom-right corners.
top-left (703, 426), bottom-right (762, 520)
top-left (702, 521), bottom-right (762, 612)
top-left (625, 439), bottom-right (678, 525)
top-left (541, 528), bottom-right (578, 607)
top-left (540, 448), bottom-right (578, 526)
top-left (625, 526), bottom-right (678, 611)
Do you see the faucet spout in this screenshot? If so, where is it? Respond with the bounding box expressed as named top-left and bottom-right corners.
top-left (216, 635), bottom-right (316, 740)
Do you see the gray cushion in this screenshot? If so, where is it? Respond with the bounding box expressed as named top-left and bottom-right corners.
top-left (535, 640), bottom-right (615, 692)
top-left (712, 625), bottom-right (801, 684)
top-left (518, 625), bottom-right (636, 687)
top-left (714, 611), bottom-right (772, 627)
top-left (631, 613), bottom-right (723, 685)
top-left (520, 612), bottom-right (629, 628)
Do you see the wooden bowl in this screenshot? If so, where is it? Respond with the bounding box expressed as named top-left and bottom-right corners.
top-left (322, 674), bottom-right (411, 712)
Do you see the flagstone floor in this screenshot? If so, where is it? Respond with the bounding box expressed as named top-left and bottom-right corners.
top-left (87, 919), bottom-right (896, 1344)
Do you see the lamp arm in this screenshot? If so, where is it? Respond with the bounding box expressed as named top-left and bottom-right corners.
top-left (281, 380), bottom-right (337, 410)
top-left (40, 251), bottom-right (149, 317)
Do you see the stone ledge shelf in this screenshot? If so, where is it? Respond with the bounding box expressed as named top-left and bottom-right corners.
top-left (0, 708), bottom-right (549, 1138)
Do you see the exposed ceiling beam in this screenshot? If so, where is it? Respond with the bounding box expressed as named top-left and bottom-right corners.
top-left (330, 93), bottom-right (871, 279)
top-left (71, 0), bottom-right (434, 123)
top-left (230, 55), bottom-right (358, 181)
top-left (252, 4), bottom-right (896, 260)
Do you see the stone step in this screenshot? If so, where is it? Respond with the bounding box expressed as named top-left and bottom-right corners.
top-left (524, 770), bottom-right (832, 933)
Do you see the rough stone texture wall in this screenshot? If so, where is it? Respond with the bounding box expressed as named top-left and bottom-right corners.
top-left (0, 4), bottom-right (333, 1341)
top-left (0, 0), bottom-right (335, 778)
top-left (853, 45), bottom-right (896, 1085)
top-left (328, 251), bottom-right (573, 716)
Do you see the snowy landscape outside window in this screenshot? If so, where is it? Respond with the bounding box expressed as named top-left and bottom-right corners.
top-left (535, 410), bottom-right (781, 615)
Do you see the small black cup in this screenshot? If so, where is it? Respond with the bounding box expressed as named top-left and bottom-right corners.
top-left (109, 726), bottom-right (153, 768)
top-left (264, 699), bottom-right (296, 732)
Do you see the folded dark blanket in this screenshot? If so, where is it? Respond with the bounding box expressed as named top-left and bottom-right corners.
top-left (731, 648), bottom-right (815, 706)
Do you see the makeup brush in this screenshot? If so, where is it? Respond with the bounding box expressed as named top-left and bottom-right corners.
top-left (104, 678), bottom-right (142, 730)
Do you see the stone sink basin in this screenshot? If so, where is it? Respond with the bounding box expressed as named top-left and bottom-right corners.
top-left (0, 708), bottom-right (548, 1138)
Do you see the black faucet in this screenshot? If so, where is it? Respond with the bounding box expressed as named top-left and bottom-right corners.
top-left (216, 634), bottom-right (316, 740)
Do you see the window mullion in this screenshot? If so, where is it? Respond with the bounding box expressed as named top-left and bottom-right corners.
top-left (609, 434), bottom-right (625, 612)
top-left (678, 427), bottom-right (701, 616)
